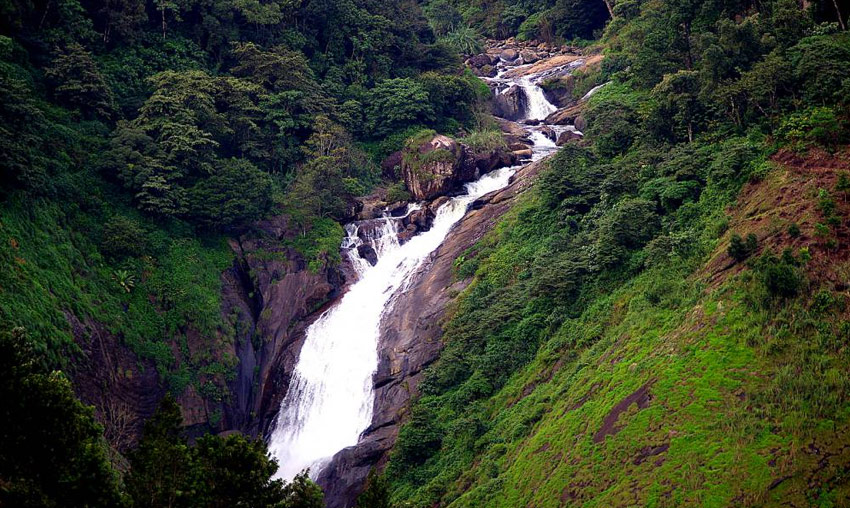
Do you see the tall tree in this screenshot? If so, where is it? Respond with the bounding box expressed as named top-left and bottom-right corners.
top-left (0, 328), bottom-right (125, 508)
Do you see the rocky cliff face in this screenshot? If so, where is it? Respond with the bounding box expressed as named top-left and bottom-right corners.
top-left (222, 215), bottom-right (347, 437)
top-left (316, 157), bottom-right (547, 508)
top-left (401, 133), bottom-right (517, 202)
top-left (68, 213), bottom-right (347, 449)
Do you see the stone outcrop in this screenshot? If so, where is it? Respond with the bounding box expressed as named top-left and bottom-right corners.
top-left (492, 85), bottom-right (528, 121)
top-left (317, 156), bottom-right (550, 508)
top-left (402, 134), bottom-right (517, 202)
top-left (402, 134), bottom-right (464, 201)
top-left (223, 215), bottom-right (348, 437)
top-left (545, 102), bottom-right (584, 126)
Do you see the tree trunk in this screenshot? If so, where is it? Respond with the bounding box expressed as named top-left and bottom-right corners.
top-left (603, 0), bottom-right (614, 18)
top-left (833, 0), bottom-right (847, 30)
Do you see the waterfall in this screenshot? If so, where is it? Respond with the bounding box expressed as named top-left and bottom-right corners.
top-left (268, 61), bottom-right (562, 481)
top-left (519, 76), bottom-right (557, 121)
top-left (581, 81), bottom-right (610, 101)
top-left (268, 167), bottom-right (518, 480)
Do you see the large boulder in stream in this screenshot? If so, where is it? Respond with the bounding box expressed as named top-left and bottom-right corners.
top-left (493, 85), bottom-right (528, 121)
top-left (401, 133), bottom-right (517, 202)
top-left (500, 48), bottom-right (519, 61)
top-left (401, 134), bottom-right (464, 201)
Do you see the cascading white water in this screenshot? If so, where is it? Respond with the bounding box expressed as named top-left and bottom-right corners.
top-left (519, 76), bottom-right (557, 121)
top-left (269, 167), bottom-right (518, 480)
top-left (269, 62), bottom-right (562, 481)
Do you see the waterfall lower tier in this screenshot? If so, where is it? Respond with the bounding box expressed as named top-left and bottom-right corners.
top-left (268, 56), bottom-right (564, 482)
top-left (268, 167), bottom-right (518, 480)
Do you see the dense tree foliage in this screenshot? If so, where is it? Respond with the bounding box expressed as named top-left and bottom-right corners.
top-left (0, 328), bottom-right (324, 507)
top-left (0, 0), bottom-right (490, 504)
top-left (1, 0), bottom-right (487, 231)
top-left (418, 0), bottom-right (611, 41)
top-left (0, 328), bottom-right (125, 507)
top-left (127, 395), bottom-right (321, 508)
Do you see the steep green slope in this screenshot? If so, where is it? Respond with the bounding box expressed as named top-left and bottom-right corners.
top-left (387, 135), bottom-right (850, 508)
top-left (380, 2), bottom-right (850, 506)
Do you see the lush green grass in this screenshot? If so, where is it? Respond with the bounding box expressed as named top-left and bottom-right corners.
top-left (0, 191), bottom-right (236, 396)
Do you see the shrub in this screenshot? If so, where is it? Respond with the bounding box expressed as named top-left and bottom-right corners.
top-left (586, 100), bottom-right (639, 157)
top-left (439, 27), bottom-right (483, 56)
top-left (778, 106), bottom-right (843, 149)
top-left (386, 182), bottom-right (411, 203)
top-left (102, 216), bottom-right (148, 259)
top-left (757, 253), bottom-right (803, 298)
top-left (818, 188), bottom-right (837, 217)
top-left (728, 233), bottom-right (758, 262)
top-left (788, 222), bottom-right (801, 237)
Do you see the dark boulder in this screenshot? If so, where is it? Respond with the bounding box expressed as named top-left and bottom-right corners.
top-left (493, 85), bottom-right (528, 121)
top-left (405, 207), bottom-right (435, 232)
top-left (428, 196), bottom-right (450, 213)
top-left (556, 130), bottom-right (583, 146)
top-left (356, 244), bottom-right (378, 266)
top-left (468, 53), bottom-right (495, 67)
top-left (574, 114), bottom-right (587, 132)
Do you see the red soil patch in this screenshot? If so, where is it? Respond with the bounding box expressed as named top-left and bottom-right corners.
top-left (702, 147), bottom-right (850, 289)
top-left (592, 380), bottom-right (655, 443)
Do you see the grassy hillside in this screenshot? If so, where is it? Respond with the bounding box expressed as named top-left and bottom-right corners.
top-left (388, 148), bottom-right (850, 506)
